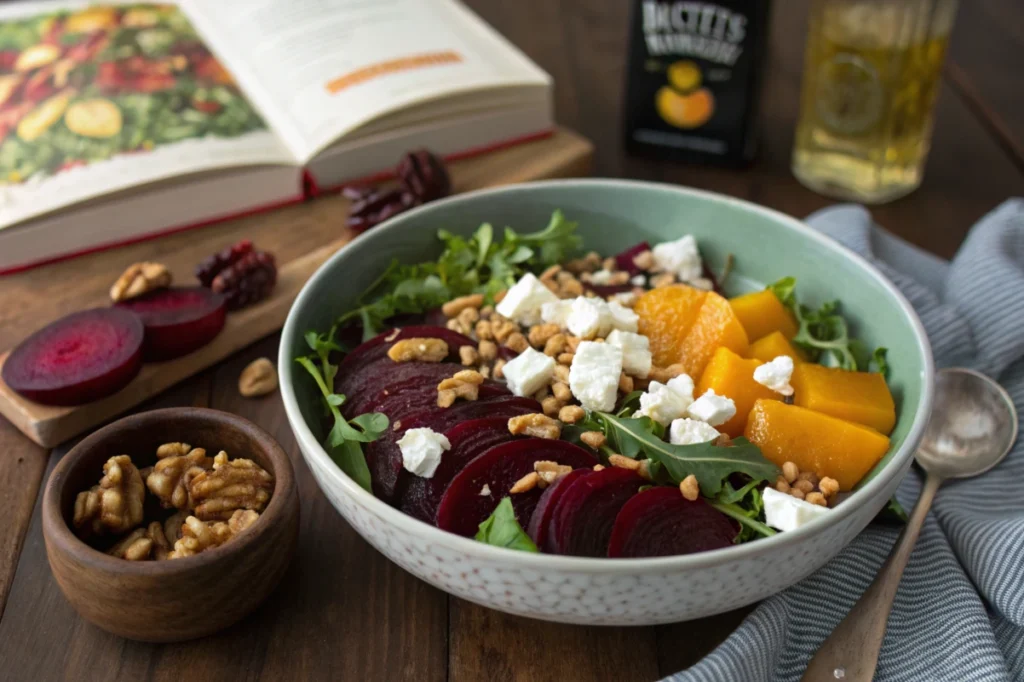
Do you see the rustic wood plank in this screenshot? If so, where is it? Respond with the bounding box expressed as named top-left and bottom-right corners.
top-left (0, 417), bottom-right (46, 617)
top-left (449, 599), bottom-right (659, 682)
top-left (656, 606), bottom-right (755, 676)
top-left (0, 375), bottom-right (211, 680)
top-left (946, 0), bottom-right (1024, 167)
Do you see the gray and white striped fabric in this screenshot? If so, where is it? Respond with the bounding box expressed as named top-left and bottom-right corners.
top-left (667, 199), bottom-right (1024, 682)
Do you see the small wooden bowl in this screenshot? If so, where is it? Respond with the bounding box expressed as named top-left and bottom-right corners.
top-left (42, 407), bottom-right (300, 642)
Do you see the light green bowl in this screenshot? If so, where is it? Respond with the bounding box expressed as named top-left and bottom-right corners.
top-left (279, 180), bottom-right (933, 625)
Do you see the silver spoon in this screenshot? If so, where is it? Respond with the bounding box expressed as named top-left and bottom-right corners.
top-left (801, 367), bottom-right (1018, 682)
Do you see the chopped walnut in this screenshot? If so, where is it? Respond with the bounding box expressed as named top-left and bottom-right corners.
top-left (580, 431), bottom-right (606, 450)
top-left (505, 332), bottom-right (529, 353)
top-left (528, 323), bottom-right (561, 348)
top-left (73, 455), bottom-right (146, 537)
top-left (146, 444), bottom-right (212, 509)
top-left (618, 373), bottom-right (634, 393)
top-left (147, 521), bottom-right (172, 560)
top-left (477, 339), bottom-right (497, 361)
top-left (533, 385), bottom-right (551, 401)
top-left (459, 345), bottom-right (479, 366)
top-left (109, 261), bottom-right (171, 302)
top-left (509, 472), bottom-right (540, 494)
top-left (534, 460), bottom-right (572, 485)
top-left (437, 369), bottom-right (485, 407)
top-left (442, 293), bottom-right (484, 317)
top-left (387, 338), bottom-right (449, 363)
top-left (238, 357), bottom-right (278, 397)
top-left (457, 307), bottom-right (479, 330)
top-left (565, 336), bottom-right (582, 353)
top-left (565, 251), bottom-right (602, 274)
top-left (559, 405), bottom-right (586, 424)
top-left (493, 359), bottom-right (506, 379)
top-left (163, 509), bottom-right (188, 544)
top-left (475, 319), bottom-right (494, 340)
top-left (551, 382), bottom-right (573, 402)
top-left (679, 475), bottom-right (700, 501)
top-left (647, 364), bottom-right (687, 383)
top-left (107, 527), bottom-right (152, 561)
top-left (651, 273), bottom-right (676, 288)
top-left (557, 352), bottom-right (575, 366)
top-left (818, 477), bottom-right (840, 499)
top-left (187, 452), bottom-right (273, 521)
top-left (541, 395), bottom-right (563, 417)
top-left (169, 509), bottom-right (259, 559)
top-left (492, 319), bottom-right (519, 344)
top-left (553, 364), bottom-right (570, 383)
top-left (493, 289), bottom-right (508, 304)
top-left (633, 250), bottom-right (654, 271)
top-left (539, 264), bottom-right (561, 283)
top-left (608, 454), bottom-right (652, 480)
top-left (508, 413), bottom-right (561, 439)
top-left (543, 333), bottom-right (567, 356)
top-left (156, 442), bottom-right (191, 459)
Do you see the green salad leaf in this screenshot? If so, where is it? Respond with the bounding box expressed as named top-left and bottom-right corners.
top-left (587, 412), bottom-right (780, 496)
top-left (767, 277), bottom-right (887, 373)
top-left (334, 210), bottom-right (581, 341)
top-left (295, 328), bottom-right (388, 492)
top-left (475, 497), bottom-right (539, 552)
top-left (710, 480), bottom-right (776, 541)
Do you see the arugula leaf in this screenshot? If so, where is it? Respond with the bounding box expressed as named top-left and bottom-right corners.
top-left (330, 210), bottom-right (582, 341)
top-left (475, 497), bottom-right (539, 552)
top-left (710, 493), bottom-right (776, 541)
top-left (767, 277), bottom-right (888, 373)
top-left (295, 356), bottom-right (387, 492)
top-left (590, 413), bottom-right (780, 496)
top-left (873, 496), bottom-right (908, 525)
top-left (615, 390), bottom-right (645, 418)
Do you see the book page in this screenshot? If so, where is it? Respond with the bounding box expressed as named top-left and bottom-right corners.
top-left (180, 0), bottom-right (551, 162)
top-left (0, 1), bottom-right (295, 231)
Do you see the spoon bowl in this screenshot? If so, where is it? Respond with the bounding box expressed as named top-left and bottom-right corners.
top-left (915, 368), bottom-right (1018, 479)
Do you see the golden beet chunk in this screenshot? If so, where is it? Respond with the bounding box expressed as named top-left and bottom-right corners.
top-left (745, 399), bottom-right (890, 491)
top-left (747, 331), bottom-right (806, 364)
top-left (697, 347), bottom-right (779, 437)
top-left (791, 364), bottom-right (896, 435)
top-left (728, 289), bottom-right (799, 341)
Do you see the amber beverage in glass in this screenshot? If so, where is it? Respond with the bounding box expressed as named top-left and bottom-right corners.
top-left (792, 0), bottom-right (958, 203)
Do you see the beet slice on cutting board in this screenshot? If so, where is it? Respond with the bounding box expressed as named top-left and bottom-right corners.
top-left (399, 417), bottom-right (517, 523)
top-left (526, 468), bottom-right (592, 549)
top-left (116, 286), bottom-right (227, 361)
top-left (367, 395), bottom-right (538, 504)
top-left (544, 467), bottom-right (646, 556)
top-left (607, 487), bottom-right (737, 558)
top-left (436, 439), bottom-right (598, 537)
top-left (336, 325), bottom-right (475, 395)
top-left (2, 307), bottom-right (144, 406)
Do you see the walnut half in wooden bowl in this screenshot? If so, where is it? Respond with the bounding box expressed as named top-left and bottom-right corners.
top-left (42, 407), bottom-right (299, 642)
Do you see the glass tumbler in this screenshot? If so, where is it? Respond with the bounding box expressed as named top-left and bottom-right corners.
top-left (791, 0), bottom-right (958, 204)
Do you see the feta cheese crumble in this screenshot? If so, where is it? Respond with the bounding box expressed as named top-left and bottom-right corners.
top-left (397, 428), bottom-right (450, 478)
top-left (607, 300), bottom-right (639, 333)
top-left (540, 299), bottom-right (574, 327)
top-left (652, 235), bottom-right (703, 283)
top-left (686, 389), bottom-right (736, 426)
top-left (606, 329), bottom-right (652, 378)
top-left (502, 346), bottom-right (556, 397)
top-left (630, 275), bottom-right (646, 287)
top-left (566, 296), bottom-right (610, 339)
top-left (753, 355), bottom-right (795, 396)
top-left (636, 380), bottom-right (692, 426)
top-left (611, 291), bottom-right (638, 307)
top-left (495, 272), bottom-right (559, 326)
top-left (669, 418), bottom-right (721, 445)
top-left (479, 484), bottom-right (492, 496)
top-left (762, 487), bottom-right (830, 531)
top-left (569, 341), bottom-right (623, 412)
top-left (666, 374), bottom-right (695, 402)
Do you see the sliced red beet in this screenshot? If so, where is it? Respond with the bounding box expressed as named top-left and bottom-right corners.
top-left (399, 417), bottom-right (516, 523)
top-left (607, 487), bottom-right (737, 558)
top-left (116, 286), bottom-right (226, 361)
top-left (336, 325), bottom-right (475, 397)
top-left (436, 439), bottom-right (598, 537)
top-left (2, 307), bottom-right (143, 406)
top-left (614, 241), bottom-right (652, 275)
top-left (585, 283), bottom-right (634, 298)
top-left (544, 467), bottom-right (646, 556)
top-left (343, 361), bottom-right (471, 417)
top-left (358, 381), bottom-right (507, 423)
top-left (367, 395), bottom-right (540, 504)
top-left (526, 468), bottom-right (591, 549)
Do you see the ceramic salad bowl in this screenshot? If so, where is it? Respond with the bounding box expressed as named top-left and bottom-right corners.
top-left (279, 179), bottom-right (933, 625)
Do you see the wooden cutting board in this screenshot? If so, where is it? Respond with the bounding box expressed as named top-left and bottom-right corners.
top-left (0, 128), bottom-right (594, 447)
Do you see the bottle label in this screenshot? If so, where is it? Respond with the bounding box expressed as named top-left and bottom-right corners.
top-left (625, 1), bottom-right (764, 161)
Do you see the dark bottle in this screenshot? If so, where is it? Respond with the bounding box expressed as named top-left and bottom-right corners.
top-left (623, 1), bottom-right (771, 166)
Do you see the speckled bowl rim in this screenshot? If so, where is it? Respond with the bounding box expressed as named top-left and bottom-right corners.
top-left (279, 178), bottom-right (934, 573)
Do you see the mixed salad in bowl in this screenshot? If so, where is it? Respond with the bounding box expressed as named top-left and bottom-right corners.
top-left (295, 211), bottom-right (898, 559)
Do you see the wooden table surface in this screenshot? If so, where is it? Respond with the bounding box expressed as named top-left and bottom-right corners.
top-left (2, 1), bottom-right (1022, 680)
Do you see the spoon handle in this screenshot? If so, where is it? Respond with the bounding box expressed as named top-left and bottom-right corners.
top-left (800, 473), bottom-right (942, 682)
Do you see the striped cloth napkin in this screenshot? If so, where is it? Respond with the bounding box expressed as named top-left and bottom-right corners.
top-left (668, 199), bottom-right (1024, 682)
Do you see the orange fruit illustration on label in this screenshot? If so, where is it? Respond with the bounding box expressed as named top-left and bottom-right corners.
top-left (656, 86), bottom-right (715, 129)
top-left (667, 60), bottom-right (702, 92)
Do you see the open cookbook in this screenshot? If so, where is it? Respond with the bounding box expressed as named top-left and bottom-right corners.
top-left (0, 0), bottom-right (553, 273)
